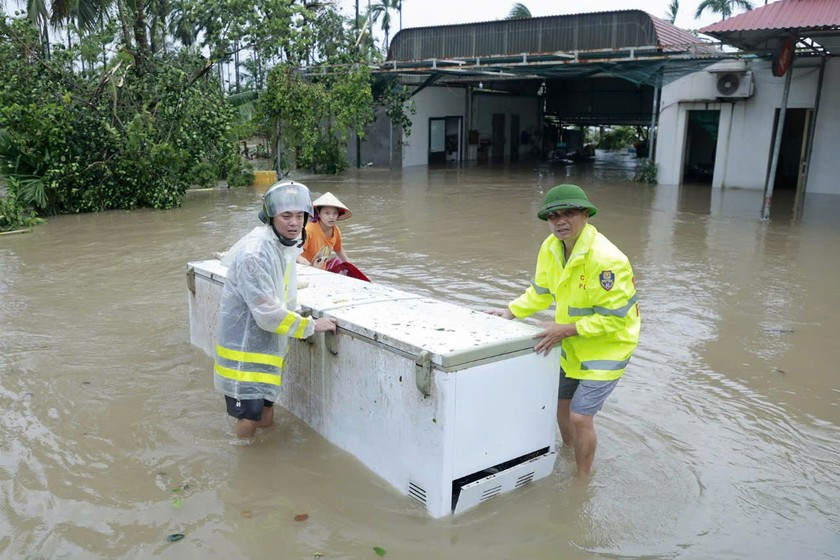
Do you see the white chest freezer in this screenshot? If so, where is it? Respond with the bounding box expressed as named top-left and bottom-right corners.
top-left (187, 260), bottom-right (560, 518)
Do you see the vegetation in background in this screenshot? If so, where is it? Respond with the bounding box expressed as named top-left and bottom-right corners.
top-left (695, 0), bottom-right (754, 21)
top-left (634, 158), bottom-right (658, 184)
top-left (507, 3), bottom-right (533, 20)
top-left (665, 0), bottom-right (679, 24)
top-left (593, 126), bottom-right (649, 151)
top-left (0, 0), bottom-right (416, 226)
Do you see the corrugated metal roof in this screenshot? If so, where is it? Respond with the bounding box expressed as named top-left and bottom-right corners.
top-left (701, 0), bottom-right (840, 33)
top-left (387, 9), bottom-right (712, 62)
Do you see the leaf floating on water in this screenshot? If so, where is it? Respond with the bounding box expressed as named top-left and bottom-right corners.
top-left (165, 533), bottom-right (185, 543)
top-left (171, 496), bottom-right (182, 509)
top-left (241, 510), bottom-right (252, 518)
top-left (294, 513), bottom-right (309, 522)
top-left (373, 546), bottom-right (386, 556)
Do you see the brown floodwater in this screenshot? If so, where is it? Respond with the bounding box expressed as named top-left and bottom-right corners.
top-left (1, 152), bottom-right (838, 559)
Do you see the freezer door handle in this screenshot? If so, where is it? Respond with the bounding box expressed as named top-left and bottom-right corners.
top-left (415, 350), bottom-right (432, 396)
top-left (324, 331), bottom-right (339, 356)
top-left (186, 266), bottom-right (196, 294)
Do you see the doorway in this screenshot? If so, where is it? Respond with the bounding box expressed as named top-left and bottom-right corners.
top-left (769, 108), bottom-right (810, 191)
top-left (510, 114), bottom-right (520, 162)
top-left (491, 113), bottom-right (505, 162)
top-left (682, 110), bottom-right (720, 184)
top-left (429, 116), bottom-right (463, 164)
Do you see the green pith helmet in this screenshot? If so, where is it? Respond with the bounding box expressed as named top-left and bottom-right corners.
top-left (537, 184), bottom-right (598, 220)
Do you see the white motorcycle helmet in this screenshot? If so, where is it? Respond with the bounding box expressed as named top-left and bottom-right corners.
top-left (258, 180), bottom-right (314, 247)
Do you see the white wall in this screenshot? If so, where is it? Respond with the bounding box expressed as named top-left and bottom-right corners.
top-left (402, 87), bottom-right (466, 168)
top-left (657, 58), bottom-right (840, 195)
top-left (807, 57), bottom-right (840, 195)
top-left (401, 87), bottom-right (540, 167)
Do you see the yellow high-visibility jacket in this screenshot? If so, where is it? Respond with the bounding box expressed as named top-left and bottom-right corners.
top-left (214, 226), bottom-right (315, 401)
top-left (509, 223), bottom-right (640, 381)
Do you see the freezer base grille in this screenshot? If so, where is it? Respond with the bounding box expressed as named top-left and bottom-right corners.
top-left (451, 447), bottom-right (550, 511)
top-left (408, 481), bottom-right (427, 506)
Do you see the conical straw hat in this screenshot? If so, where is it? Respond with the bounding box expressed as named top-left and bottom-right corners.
top-left (312, 192), bottom-right (352, 220)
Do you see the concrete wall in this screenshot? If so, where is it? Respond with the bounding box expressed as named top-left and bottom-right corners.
top-left (348, 106), bottom-right (402, 169)
top-left (807, 56), bottom-right (840, 195)
top-left (402, 87), bottom-right (467, 167)
top-left (401, 87), bottom-right (540, 167)
top-left (657, 58), bottom-right (840, 195)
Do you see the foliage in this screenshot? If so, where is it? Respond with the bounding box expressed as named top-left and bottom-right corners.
top-left (695, 0), bottom-right (753, 20)
top-left (0, 16), bottom-right (241, 214)
top-left (596, 126), bottom-right (639, 150)
top-left (226, 162), bottom-right (256, 187)
top-left (260, 63), bottom-right (375, 174)
top-left (0, 192), bottom-right (44, 232)
top-left (507, 3), bottom-right (533, 20)
top-left (634, 158), bottom-right (658, 184)
top-left (191, 162), bottom-right (218, 188)
top-left (368, 0), bottom-right (402, 52)
top-left (377, 79), bottom-right (416, 137)
top-left (665, 0), bottom-right (679, 24)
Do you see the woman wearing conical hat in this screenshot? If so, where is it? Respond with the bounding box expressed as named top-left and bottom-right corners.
top-left (299, 192), bottom-right (352, 269)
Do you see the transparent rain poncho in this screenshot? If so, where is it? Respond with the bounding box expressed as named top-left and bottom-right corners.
top-left (213, 224), bottom-right (314, 401)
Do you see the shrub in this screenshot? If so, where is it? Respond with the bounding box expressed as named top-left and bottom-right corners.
top-left (0, 194), bottom-right (43, 232)
top-left (634, 158), bottom-right (658, 184)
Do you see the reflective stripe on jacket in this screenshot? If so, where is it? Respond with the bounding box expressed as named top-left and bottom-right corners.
top-left (509, 223), bottom-right (640, 381)
top-left (213, 226), bottom-right (315, 401)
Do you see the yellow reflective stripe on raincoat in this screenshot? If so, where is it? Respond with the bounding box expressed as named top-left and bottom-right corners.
top-left (293, 317), bottom-right (311, 338)
top-left (275, 314), bottom-right (297, 334)
top-left (510, 224), bottom-right (640, 382)
top-left (568, 293), bottom-right (638, 318)
top-left (215, 344), bottom-right (285, 369)
top-left (214, 362), bottom-right (282, 386)
top-left (274, 312), bottom-right (311, 337)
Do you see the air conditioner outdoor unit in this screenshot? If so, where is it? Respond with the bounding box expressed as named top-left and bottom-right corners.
top-left (709, 70), bottom-right (754, 99)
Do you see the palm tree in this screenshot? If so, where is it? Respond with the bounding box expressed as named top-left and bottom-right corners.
top-left (695, 0), bottom-right (753, 21)
top-left (27, 0), bottom-right (52, 57)
top-left (506, 2), bottom-right (531, 19)
top-left (665, 0), bottom-right (679, 24)
top-left (369, 0), bottom-right (399, 52)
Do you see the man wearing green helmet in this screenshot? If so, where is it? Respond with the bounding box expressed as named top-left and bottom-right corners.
top-left (488, 184), bottom-right (640, 478)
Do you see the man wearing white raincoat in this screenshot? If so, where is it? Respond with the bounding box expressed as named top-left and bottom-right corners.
top-left (215, 181), bottom-right (336, 439)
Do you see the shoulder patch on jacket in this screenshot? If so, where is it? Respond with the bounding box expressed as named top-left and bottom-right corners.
top-left (599, 270), bottom-right (614, 291)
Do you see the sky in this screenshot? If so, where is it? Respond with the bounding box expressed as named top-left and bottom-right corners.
top-left (336, 0), bottom-right (773, 39)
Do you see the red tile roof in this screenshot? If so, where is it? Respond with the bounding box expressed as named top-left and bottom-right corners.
top-left (701, 0), bottom-right (840, 33)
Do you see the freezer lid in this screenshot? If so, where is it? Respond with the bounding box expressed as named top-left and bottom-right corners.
top-left (187, 259), bottom-right (228, 285)
top-left (188, 260), bottom-right (422, 309)
top-left (297, 266), bottom-right (423, 309)
top-left (189, 260), bottom-right (545, 369)
top-left (304, 297), bottom-right (545, 370)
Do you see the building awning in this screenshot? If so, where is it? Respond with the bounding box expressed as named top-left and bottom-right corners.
top-left (366, 10), bottom-right (726, 90)
top-left (700, 0), bottom-right (840, 54)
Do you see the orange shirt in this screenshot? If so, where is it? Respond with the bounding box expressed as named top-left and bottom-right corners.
top-left (301, 222), bottom-right (342, 264)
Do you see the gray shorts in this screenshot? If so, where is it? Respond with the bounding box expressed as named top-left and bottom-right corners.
top-left (558, 368), bottom-right (619, 416)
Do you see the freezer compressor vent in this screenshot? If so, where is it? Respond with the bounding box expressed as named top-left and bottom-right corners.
top-left (408, 481), bottom-right (427, 505)
top-left (480, 485), bottom-right (502, 502)
top-left (515, 472), bottom-right (535, 488)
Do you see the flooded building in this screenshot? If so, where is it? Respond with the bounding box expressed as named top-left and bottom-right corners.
top-left (371, 10), bottom-right (718, 168)
top-left (361, 0), bottom-right (838, 213)
top-left (658, 0), bottom-right (840, 207)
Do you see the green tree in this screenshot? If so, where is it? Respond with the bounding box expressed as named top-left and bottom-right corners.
top-left (695, 0), bottom-right (753, 21)
top-left (665, 0), bottom-right (679, 24)
top-left (506, 3), bottom-right (531, 19)
top-left (260, 63), bottom-right (374, 174)
top-left (369, 0), bottom-right (401, 53)
top-left (0, 15), bottom-right (242, 213)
